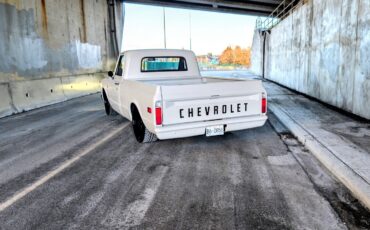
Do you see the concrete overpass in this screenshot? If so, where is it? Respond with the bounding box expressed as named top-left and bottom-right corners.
top-left (0, 1), bottom-right (370, 226)
top-left (125, 0), bottom-right (370, 120)
top-left (0, 0), bottom-right (369, 120)
top-left (122, 0), bottom-right (290, 16)
top-left (0, 0), bottom-right (301, 119)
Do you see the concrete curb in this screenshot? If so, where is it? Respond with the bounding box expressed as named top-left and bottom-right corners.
top-left (269, 104), bottom-right (370, 211)
top-left (10, 78), bottom-right (67, 112)
top-left (0, 83), bottom-right (16, 118)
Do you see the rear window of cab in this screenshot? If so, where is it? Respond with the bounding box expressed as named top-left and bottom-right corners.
top-left (141, 56), bottom-right (188, 72)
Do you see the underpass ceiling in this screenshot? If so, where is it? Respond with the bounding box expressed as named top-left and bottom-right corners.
top-left (122, 0), bottom-right (293, 16)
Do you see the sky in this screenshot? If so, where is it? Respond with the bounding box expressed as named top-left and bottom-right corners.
top-left (122, 3), bottom-right (258, 55)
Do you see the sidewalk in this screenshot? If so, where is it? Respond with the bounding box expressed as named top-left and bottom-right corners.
top-left (264, 80), bottom-right (370, 211)
top-left (201, 71), bottom-right (370, 210)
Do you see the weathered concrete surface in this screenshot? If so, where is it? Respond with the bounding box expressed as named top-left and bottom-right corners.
top-left (250, 30), bottom-right (264, 76)
top-left (251, 0), bottom-right (370, 119)
top-left (0, 94), bottom-right (357, 229)
top-left (5, 74), bottom-right (103, 114)
top-left (61, 74), bottom-right (102, 99)
top-left (1, 90), bottom-right (369, 229)
top-left (0, 83), bottom-right (14, 117)
top-left (0, 0), bottom-right (123, 118)
top-left (203, 69), bottom-right (370, 215)
top-left (10, 77), bottom-right (66, 112)
top-left (264, 81), bottom-right (370, 211)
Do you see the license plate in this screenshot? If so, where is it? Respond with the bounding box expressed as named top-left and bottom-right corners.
top-left (205, 125), bottom-right (224, 137)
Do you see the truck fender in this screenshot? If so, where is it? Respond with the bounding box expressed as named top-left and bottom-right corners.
top-left (130, 102), bottom-right (152, 130)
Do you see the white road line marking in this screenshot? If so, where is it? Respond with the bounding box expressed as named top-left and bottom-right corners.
top-left (0, 123), bottom-right (129, 212)
top-left (120, 166), bottom-right (168, 227)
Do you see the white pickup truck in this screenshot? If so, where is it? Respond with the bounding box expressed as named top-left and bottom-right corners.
top-left (101, 49), bottom-right (267, 143)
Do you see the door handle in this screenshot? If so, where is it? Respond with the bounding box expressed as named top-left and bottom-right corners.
top-left (114, 82), bottom-right (120, 85)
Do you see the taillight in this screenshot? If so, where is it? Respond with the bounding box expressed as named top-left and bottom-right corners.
top-left (262, 95), bottom-right (267, 114)
top-left (155, 107), bottom-right (162, 125)
top-left (155, 101), bottom-right (162, 125)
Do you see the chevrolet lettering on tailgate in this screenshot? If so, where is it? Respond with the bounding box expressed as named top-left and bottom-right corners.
top-left (101, 49), bottom-right (267, 143)
top-left (180, 103), bottom-right (248, 119)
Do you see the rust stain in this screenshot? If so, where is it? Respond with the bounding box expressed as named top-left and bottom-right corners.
top-left (40, 0), bottom-right (48, 38)
top-left (80, 0), bottom-right (87, 43)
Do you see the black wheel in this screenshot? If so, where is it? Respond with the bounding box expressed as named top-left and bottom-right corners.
top-left (132, 107), bottom-right (157, 143)
top-left (102, 91), bottom-right (117, 116)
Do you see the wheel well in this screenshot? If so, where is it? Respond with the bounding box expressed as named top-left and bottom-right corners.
top-left (102, 89), bottom-right (108, 100)
top-left (130, 103), bottom-right (140, 120)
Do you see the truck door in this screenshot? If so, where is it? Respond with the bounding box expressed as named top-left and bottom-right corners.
top-left (109, 55), bottom-right (124, 112)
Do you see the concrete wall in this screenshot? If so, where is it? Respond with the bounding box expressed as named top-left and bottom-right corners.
top-left (0, 0), bottom-right (123, 118)
top-left (250, 30), bottom-right (264, 76)
top-left (251, 0), bottom-right (370, 119)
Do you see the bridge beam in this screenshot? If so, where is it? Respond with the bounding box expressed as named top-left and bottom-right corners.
top-left (123, 0), bottom-right (286, 16)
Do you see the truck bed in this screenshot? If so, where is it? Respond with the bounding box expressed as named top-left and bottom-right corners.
top-left (132, 76), bottom-right (266, 126)
top-left (135, 76), bottom-right (248, 86)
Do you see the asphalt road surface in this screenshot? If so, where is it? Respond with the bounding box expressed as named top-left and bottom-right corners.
top-left (0, 91), bottom-right (368, 229)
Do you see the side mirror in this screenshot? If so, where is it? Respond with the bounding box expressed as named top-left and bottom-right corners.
top-left (108, 71), bottom-right (114, 77)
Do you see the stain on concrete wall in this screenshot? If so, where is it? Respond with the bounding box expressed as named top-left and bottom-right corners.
top-left (0, 0), bottom-right (124, 118)
top-left (0, 0), bottom-right (117, 81)
top-left (252, 0), bottom-right (370, 119)
top-left (0, 3), bottom-right (46, 78)
top-left (40, 0), bottom-right (48, 38)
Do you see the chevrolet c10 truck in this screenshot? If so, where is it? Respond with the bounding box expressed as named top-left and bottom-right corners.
top-left (101, 49), bottom-right (267, 143)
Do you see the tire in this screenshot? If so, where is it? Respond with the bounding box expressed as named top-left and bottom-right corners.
top-left (132, 107), bottom-right (157, 143)
top-left (102, 92), bottom-right (117, 116)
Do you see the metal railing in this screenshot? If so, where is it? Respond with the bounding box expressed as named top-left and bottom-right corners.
top-left (256, 0), bottom-right (305, 30)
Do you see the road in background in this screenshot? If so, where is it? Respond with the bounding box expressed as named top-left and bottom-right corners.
top-left (0, 76), bottom-right (367, 229)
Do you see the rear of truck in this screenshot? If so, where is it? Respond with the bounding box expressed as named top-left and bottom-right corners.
top-left (150, 78), bottom-right (267, 140)
top-left (121, 49), bottom-right (267, 141)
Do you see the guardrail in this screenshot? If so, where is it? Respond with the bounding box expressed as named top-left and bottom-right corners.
top-left (256, 0), bottom-right (304, 30)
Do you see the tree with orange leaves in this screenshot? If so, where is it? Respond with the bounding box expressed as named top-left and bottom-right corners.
top-left (219, 46), bottom-right (251, 67)
top-left (219, 46), bottom-right (234, 65)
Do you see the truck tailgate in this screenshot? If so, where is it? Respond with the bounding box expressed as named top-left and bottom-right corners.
top-left (161, 79), bottom-right (265, 125)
